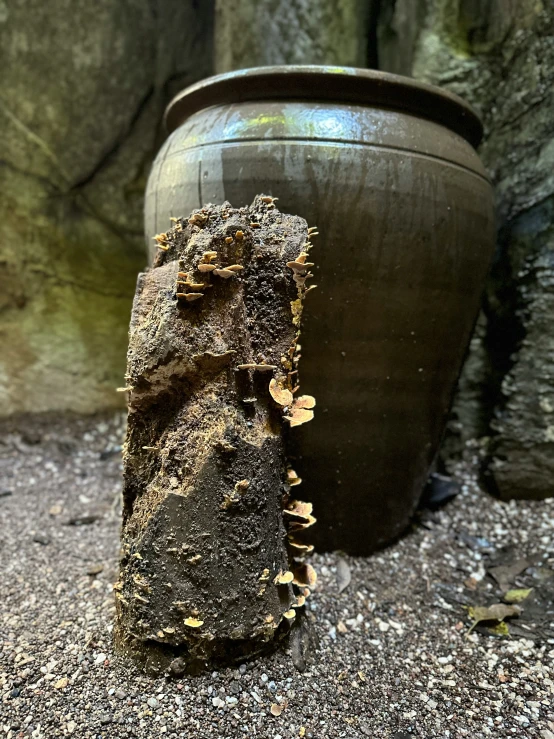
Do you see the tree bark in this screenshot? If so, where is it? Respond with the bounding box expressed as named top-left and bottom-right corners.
top-left (214, 0), bottom-right (371, 72)
top-left (378, 0), bottom-right (554, 499)
top-left (115, 197), bottom-right (317, 673)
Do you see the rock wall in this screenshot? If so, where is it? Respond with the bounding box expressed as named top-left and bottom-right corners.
top-left (0, 0), bottom-right (213, 414)
top-left (378, 0), bottom-right (554, 499)
top-left (214, 0), bottom-right (373, 72)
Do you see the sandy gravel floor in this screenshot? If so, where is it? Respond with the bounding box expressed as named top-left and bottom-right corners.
top-left (1, 413), bottom-right (553, 739)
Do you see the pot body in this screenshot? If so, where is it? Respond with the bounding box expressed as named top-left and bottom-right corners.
top-left (145, 69), bottom-right (495, 554)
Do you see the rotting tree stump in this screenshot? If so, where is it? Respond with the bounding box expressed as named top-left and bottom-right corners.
top-left (114, 196), bottom-right (317, 674)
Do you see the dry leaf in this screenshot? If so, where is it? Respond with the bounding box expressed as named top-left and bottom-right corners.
top-left (489, 621), bottom-right (510, 636)
top-left (336, 557), bottom-right (351, 594)
top-left (504, 588), bottom-right (533, 604)
top-left (467, 603), bottom-right (520, 634)
top-left (488, 559), bottom-right (529, 591)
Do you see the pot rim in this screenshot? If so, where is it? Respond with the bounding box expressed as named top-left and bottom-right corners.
top-left (164, 65), bottom-right (483, 149)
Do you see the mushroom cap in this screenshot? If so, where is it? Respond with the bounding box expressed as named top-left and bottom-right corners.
top-left (287, 538), bottom-right (315, 555)
top-left (189, 213), bottom-right (208, 224)
top-left (184, 617), bottom-right (204, 628)
top-left (226, 264), bottom-right (244, 272)
top-left (274, 570), bottom-right (294, 585)
top-left (284, 408), bottom-right (314, 427)
top-left (198, 263), bottom-right (217, 272)
top-left (237, 363), bottom-right (277, 372)
top-left (213, 268), bottom-right (235, 278)
top-left (293, 395), bottom-right (316, 410)
top-left (286, 468), bottom-right (302, 486)
top-left (293, 595), bottom-right (306, 608)
top-left (288, 514), bottom-right (317, 531)
top-left (283, 500), bottom-right (313, 520)
top-left (293, 563), bottom-right (317, 589)
top-left (269, 379), bottom-right (293, 406)
top-left (182, 293), bottom-right (204, 302)
top-left (286, 260), bottom-right (315, 272)
top-left (283, 609), bottom-right (296, 620)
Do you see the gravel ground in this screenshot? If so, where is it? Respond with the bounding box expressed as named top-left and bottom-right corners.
top-left (1, 413), bottom-right (553, 739)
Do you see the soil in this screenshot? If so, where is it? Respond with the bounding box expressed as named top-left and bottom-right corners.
top-left (1, 412), bottom-right (553, 738)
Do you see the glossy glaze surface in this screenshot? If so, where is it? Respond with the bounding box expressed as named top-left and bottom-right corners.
top-left (145, 67), bottom-right (495, 554)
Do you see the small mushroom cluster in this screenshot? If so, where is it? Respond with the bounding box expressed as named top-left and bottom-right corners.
top-left (188, 211), bottom-right (208, 228)
top-left (277, 224), bottom-right (319, 420)
top-left (176, 268), bottom-right (208, 303)
top-left (270, 223), bottom-right (319, 623)
top-left (176, 244), bottom-right (246, 305)
top-left (197, 249), bottom-right (244, 278)
top-left (269, 378), bottom-right (316, 427)
top-left (153, 232), bottom-right (169, 252)
top-left (221, 479), bottom-right (250, 510)
top-left (286, 226), bottom-right (318, 292)
top-left (275, 466), bottom-right (318, 621)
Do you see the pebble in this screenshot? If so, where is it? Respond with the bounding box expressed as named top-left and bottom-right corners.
top-left (32, 533), bottom-right (50, 545)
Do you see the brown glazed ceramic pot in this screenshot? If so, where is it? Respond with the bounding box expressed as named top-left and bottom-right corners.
top-left (145, 66), bottom-right (495, 555)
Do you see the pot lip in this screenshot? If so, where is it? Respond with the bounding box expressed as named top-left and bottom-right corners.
top-left (164, 65), bottom-right (483, 149)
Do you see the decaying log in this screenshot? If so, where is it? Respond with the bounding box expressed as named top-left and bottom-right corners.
top-left (115, 196), bottom-right (317, 674)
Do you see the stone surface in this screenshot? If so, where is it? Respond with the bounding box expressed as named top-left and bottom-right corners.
top-left (214, 0), bottom-right (372, 72)
top-left (0, 0), bottom-right (213, 414)
top-left (378, 0), bottom-right (554, 498)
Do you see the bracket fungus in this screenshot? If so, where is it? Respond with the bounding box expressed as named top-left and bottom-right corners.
top-left (269, 378), bottom-right (294, 407)
top-left (274, 570), bottom-right (295, 585)
top-left (116, 196), bottom-right (317, 674)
